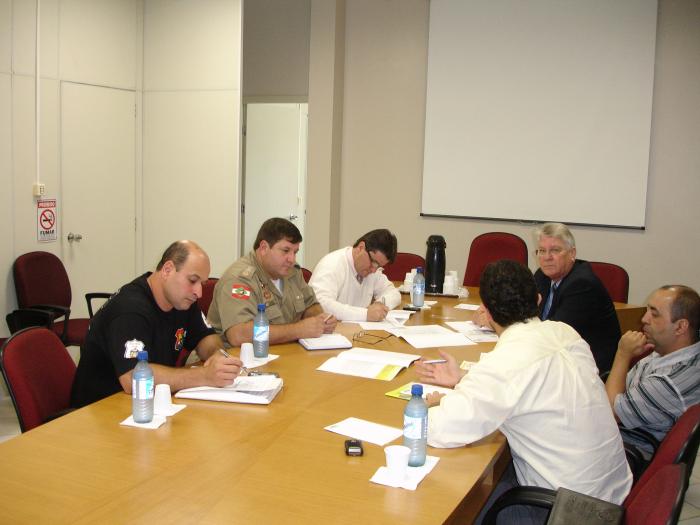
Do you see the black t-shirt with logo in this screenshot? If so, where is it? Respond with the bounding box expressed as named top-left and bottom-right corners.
top-left (70, 273), bottom-right (215, 408)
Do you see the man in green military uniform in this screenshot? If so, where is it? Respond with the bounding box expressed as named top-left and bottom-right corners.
top-left (209, 218), bottom-right (337, 346)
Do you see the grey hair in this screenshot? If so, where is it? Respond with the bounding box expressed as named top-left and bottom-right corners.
top-left (533, 222), bottom-right (576, 250)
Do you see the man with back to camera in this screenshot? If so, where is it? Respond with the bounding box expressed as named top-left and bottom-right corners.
top-left (605, 285), bottom-right (700, 458)
top-left (533, 222), bottom-right (621, 373)
top-left (417, 260), bottom-right (631, 523)
top-left (208, 217), bottom-right (337, 346)
top-left (309, 229), bottom-right (401, 322)
top-left (70, 240), bottom-right (243, 408)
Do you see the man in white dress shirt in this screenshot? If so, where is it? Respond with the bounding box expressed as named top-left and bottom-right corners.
top-left (309, 229), bottom-right (401, 322)
top-left (417, 260), bottom-right (631, 523)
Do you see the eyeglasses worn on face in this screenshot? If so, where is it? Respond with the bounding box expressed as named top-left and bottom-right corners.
top-left (535, 247), bottom-right (567, 257)
top-left (367, 251), bottom-right (385, 270)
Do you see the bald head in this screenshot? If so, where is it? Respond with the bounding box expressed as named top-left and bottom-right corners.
top-left (156, 240), bottom-right (208, 271)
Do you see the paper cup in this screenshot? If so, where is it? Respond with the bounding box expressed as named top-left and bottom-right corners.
top-left (384, 445), bottom-right (411, 481)
top-left (154, 384), bottom-right (172, 413)
top-left (240, 343), bottom-right (254, 367)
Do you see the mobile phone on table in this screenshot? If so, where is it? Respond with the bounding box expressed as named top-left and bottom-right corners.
top-left (344, 439), bottom-right (363, 456)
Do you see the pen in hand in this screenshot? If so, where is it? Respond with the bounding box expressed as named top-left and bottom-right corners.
top-left (219, 348), bottom-right (248, 375)
top-left (422, 359), bottom-right (447, 365)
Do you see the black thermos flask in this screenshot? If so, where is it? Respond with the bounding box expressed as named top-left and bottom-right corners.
top-left (425, 235), bottom-right (446, 294)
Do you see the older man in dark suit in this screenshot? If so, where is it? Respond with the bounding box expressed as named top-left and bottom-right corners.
top-left (533, 222), bottom-right (621, 373)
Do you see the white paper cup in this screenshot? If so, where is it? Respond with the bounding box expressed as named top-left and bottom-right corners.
top-left (384, 445), bottom-right (411, 481)
top-left (240, 343), bottom-right (254, 367)
top-left (154, 384), bottom-right (172, 413)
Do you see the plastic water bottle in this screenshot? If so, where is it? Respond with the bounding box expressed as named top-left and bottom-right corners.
top-left (412, 267), bottom-right (425, 307)
top-left (253, 303), bottom-right (270, 358)
top-left (403, 383), bottom-right (428, 466)
top-left (132, 350), bottom-right (154, 423)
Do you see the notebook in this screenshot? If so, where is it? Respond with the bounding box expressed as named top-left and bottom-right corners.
top-left (299, 333), bottom-right (353, 351)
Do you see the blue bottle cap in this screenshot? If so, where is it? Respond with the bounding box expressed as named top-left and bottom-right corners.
top-left (411, 384), bottom-right (423, 396)
top-left (416, 267), bottom-right (424, 273)
top-left (257, 304), bottom-right (266, 311)
top-left (137, 350), bottom-right (148, 361)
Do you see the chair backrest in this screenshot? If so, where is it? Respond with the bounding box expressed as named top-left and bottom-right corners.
top-left (463, 232), bottom-right (528, 286)
top-left (589, 261), bottom-right (630, 303)
top-left (624, 463), bottom-right (687, 525)
top-left (197, 277), bottom-right (219, 317)
top-left (301, 267), bottom-right (312, 283)
top-left (13, 251), bottom-right (72, 308)
top-left (0, 327), bottom-right (76, 432)
top-left (627, 404), bottom-right (700, 502)
top-left (382, 252), bottom-right (426, 282)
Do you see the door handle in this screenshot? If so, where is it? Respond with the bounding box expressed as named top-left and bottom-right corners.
top-left (67, 232), bottom-right (83, 243)
top-left (288, 214), bottom-right (298, 221)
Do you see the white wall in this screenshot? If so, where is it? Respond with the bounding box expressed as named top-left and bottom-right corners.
top-left (142, 0), bottom-right (242, 276)
top-left (1, 0), bottom-right (243, 339)
top-left (317, 0), bottom-right (699, 306)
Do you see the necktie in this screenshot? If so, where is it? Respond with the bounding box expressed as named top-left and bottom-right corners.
top-left (541, 281), bottom-right (557, 320)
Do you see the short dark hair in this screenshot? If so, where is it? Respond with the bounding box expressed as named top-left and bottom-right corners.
top-left (661, 285), bottom-right (700, 343)
top-left (353, 229), bottom-right (398, 263)
top-left (480, 260), bottom-right (539, 327)
top-left (254, 218), bottom-right (302, 249)
top-left (156, 241), bottom-right (192, 271)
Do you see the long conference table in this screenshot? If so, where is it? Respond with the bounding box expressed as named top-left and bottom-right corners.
top-left (0, 288), bottom-right (643, 524)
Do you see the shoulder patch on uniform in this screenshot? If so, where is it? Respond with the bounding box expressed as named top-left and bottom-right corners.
top-left (231, 283), bottom-right (252, 299)
top-left (124, 339), bottom-right (144, 359)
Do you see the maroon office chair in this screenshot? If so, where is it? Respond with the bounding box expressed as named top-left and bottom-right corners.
top-left (482, 463), bottom-right (687, 525)
top-left (625, 404), bottom-right (700, 501)
top-left (382, 252), bottom-right (426, 282)
top-left (13, 251), bottom-right (93, 346)
top-left (301, 267), bottom-right (312, 283)
top-left (590, 261), bottom-right (630, 303)
top-left (0, 327), bottom-right (77, 432)
top-left (463, 232), bottom-right (528, 287)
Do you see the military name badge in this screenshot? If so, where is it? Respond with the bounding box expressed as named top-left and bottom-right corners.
top-left (124, 339), bottom-right (144, 359)
top-left (231, 283), bottom-right (252, 300)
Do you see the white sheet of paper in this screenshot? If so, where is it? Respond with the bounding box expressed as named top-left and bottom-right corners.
top-left (358, 321), bottom-right (398, 330)
top-left (401, 332), bottom-right (475, 348)
top-left (454, 303), bottom-right (480, 310)
top-left (387, 324), bottom-right (454, 338)
top-left (245, 354), bottom-right (279, 369)
top-left (340, 347), bottom-right (419, 367)
top-left (324, 416), bottom-right (402, 446)
top-left (370, 456), bottom-right (440, 490)
top-left (317, 357), bottom-right (398, 379)
top-left (445, 321), bottom-right (498, 342)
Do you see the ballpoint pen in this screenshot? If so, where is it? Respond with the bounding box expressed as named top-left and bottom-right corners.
top-left (219, 348), bottom-right (249, 375)
top-left (422, 359), bottom-right (447, 365)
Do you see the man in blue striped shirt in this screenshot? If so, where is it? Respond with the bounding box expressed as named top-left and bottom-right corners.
top-left (605, 285), bottom-right (700, 457)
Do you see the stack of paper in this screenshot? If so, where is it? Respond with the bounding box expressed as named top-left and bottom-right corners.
top-left (175, 375), bottom-right (283, 405)
top-left (388, 324), bottom-right (475, 348)
top-left (299, 333), bottom-right (353, 350)
top-left (445, 321), bottom-right (498, 343)
top-left (317, 348), bottom-right (420, 380)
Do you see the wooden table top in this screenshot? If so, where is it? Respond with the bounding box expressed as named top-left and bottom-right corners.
top-left (0, 290), bottom-right (509, 525)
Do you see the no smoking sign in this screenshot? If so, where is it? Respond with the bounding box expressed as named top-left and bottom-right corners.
top-left (37, 199), bottom-right (58, 242)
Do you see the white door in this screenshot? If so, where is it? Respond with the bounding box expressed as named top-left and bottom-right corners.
top-left (243, 103), bottom-right (308, 266)
top-left (61, 82), bottom-right (136, 318)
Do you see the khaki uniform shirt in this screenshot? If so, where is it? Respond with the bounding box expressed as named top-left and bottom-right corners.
top-left (208, 251), bottom-right (318, 338)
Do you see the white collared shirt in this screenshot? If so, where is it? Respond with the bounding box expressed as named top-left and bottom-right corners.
top-left (309, 247), bottom-right (401, 321)
top-left (428, 318), bottom-right (632, 504)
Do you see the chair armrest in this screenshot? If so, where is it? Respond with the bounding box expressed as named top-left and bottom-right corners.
top-left (44, 407), bottom-right (76, 423)
top-left (482, 486), bottom-right (557, 525)
top-left (85, 292), bottom-right (112, 318)
top-left (6, 308), bottom-right (56, 334)
top-left (28, 304), bottom-right (70, 341)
